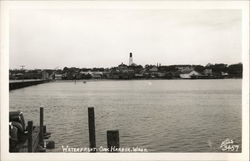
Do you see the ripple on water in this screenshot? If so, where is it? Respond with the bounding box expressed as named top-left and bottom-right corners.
top-left (9, 80), bottom-right (242, 152)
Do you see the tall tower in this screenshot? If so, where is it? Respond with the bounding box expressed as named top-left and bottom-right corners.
top-left (129, 52), bottom-right (133, 66)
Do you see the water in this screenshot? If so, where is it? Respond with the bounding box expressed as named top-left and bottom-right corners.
top-left (9, 79), bottom-right (242, 152)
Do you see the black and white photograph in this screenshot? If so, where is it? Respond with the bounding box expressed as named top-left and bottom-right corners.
top-left (0, 1), bottom-right (249, 161)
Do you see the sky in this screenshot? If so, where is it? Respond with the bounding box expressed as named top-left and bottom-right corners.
top-left (9, 9), bottom-right (242, 69)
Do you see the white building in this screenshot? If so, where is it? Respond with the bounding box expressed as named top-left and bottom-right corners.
top-left (180, 71), bottom-right (201, 79)
top-left (80, 71), bottom-right (103, 79)
top-left (55, 74), bottom-right (63, 80)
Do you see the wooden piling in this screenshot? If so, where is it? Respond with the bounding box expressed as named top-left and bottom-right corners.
top-left (27, 121), bottom-right (33, 152)
top-left (88, 107), bottom-right (96, 152)
top-left (107, 130), bottom-right (119, 152)
top-left (39, 107), bottom-right (44, 146)
top-left (43, 125), bottom-right (47, 134)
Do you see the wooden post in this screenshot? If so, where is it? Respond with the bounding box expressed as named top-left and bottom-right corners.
top-left (43, 125), bottom-right (47, 134)
top-left (39, 107), bottom-right (44, 146)
top-left (88, 107), bottom-right (96, 152)
top-left (27, 121), bottom-right (33, 152)
top-left (107, 130), bottom-right (119, 152)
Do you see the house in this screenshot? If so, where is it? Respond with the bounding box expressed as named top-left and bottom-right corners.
top-left (118, 63), bottom-right (128, 70)
top-left (221, 72), bottom-right (229, 77)
top-left (134, 73), bottom-right (144, 78)
top-left (15, 73), bottom-right (24, 79)
top-left (203, 69), bottom-right (213, 76)
top-left (55, 74), bottom-right (63, 80)
top-left (157, 72), bottom-right (166, 78)
top-left (180, 71), bottom-right (201, 79)
top-left (91, 72), bottom-right (103, 79)
top-left (176, 65), bottom-right (194, 73)
top-left (80, 71), bottom-right (92, 75)
top-left (149, 66), bottom-right (158, 72)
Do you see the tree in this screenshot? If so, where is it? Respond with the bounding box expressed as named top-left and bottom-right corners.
top-left (228, 63), bottom-right (242, 78)
top-left (194, 65), bottom-right (205, 73)
top-left (63, 67), bottom-right (69, 72)
top-left (211, 64), bottom-right (228, 73)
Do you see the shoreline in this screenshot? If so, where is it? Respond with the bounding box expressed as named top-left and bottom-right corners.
top-left (49, 78), bottom-right (242, 82)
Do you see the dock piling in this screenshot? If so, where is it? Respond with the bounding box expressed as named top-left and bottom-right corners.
top-left (43, 125), bottom-right (47, 134)
top-left (88, 107), bottom-right (96, 152)
top-left (39, 107), bottom-right (44, 146)
top-left (27, 121), bottom-right (33, 152)
top-left (107, 130), bottom-right (119, 152)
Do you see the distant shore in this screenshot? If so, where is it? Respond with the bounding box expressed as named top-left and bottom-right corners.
top-left (10, 77), bottom-right (242, 82)
top-left (48, 78), bottom-right (242, 82)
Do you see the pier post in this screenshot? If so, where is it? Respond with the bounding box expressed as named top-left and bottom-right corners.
top-left (88, 107), bottom-right (96, 152)
top-left (39, 107), bottom-right (44, 146)
top-left (27, 121), bottom-right (33, 152)
top-left (107, 130), bottom-right (119, 152)
top-left (43, 125), bottom-right (47, 134)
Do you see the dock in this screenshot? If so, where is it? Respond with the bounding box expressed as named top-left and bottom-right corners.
top-left (9, 107), bottom-right (54, 152)
top-left (9, 79), bottom-right (50, 90)
top-left (16, 125), bottom-right (40, 152)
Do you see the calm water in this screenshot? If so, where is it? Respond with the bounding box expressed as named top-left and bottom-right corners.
top-left (9, 79), bottom-right (242, 152)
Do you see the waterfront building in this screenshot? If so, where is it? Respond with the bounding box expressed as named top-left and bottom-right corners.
top-left (180, 70), bottom-right (201, 79)
top-left (79, 71), bottom-right (103, 79)
top-left (134, 73), bottom-right (144, 78)
top-left (91, 71), bottom-right (103, 79)
top-left (55, 74), bottom-right (63, 80)
top-left (221, 72), bottom-right (229, 77)
top-left (80, 71), bottom-right (92, 75)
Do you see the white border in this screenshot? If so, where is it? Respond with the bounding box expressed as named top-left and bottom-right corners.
top-left (0, 1), bottom-right (249, 161)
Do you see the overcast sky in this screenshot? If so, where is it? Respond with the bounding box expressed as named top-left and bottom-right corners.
top-left (10, 9), bottom-right (241, 69)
